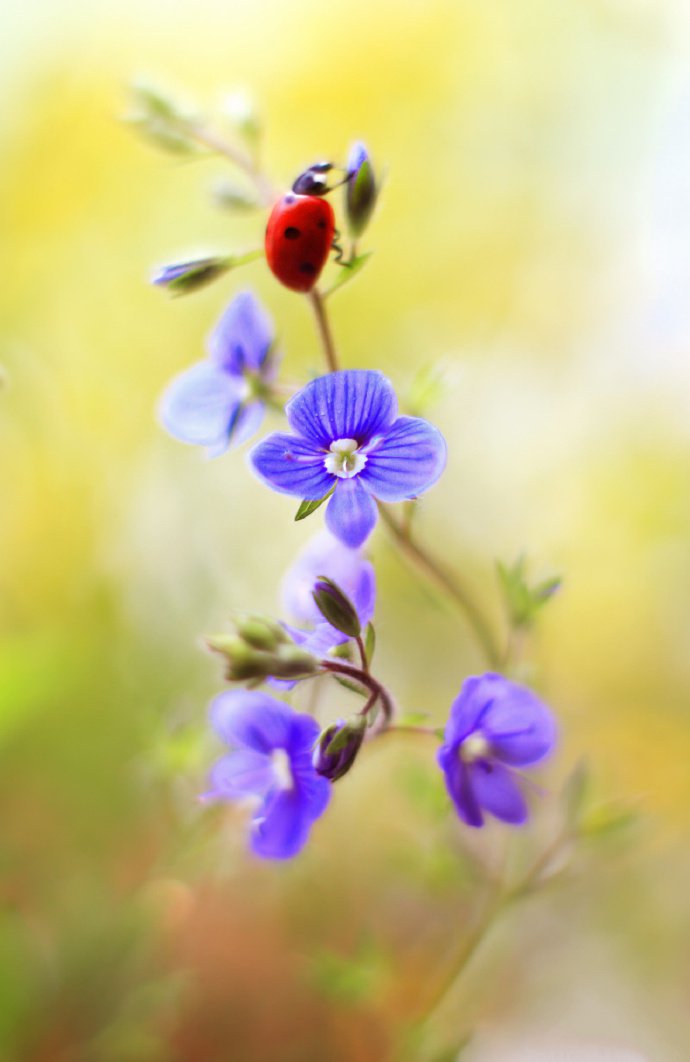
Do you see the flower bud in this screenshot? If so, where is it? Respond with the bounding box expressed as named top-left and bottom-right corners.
top-left (151, 256), bottom-right (231, 296)
top-left (235, 614), bottom-right (288, 652)
top-left (312, 719), bottom-right (365, 781)
top-left (344, 142), bottom-right (378, 238)
top-left (312, 577), bottom-right (361, 638)
top-left (206, 633), bottom-right (318, 682)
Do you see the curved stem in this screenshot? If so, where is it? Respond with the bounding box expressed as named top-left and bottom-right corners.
top-left (355, 635), bottom-right (369, 673)
top-left (377, 504), bottom-right (501, 668)
top-left (320, 659), bottom-right (393, 724)
top-left (308, 288), bottom-right (340, 373)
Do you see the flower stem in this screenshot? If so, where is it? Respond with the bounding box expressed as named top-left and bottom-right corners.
top-left (188, 123), bottom-right (275, 206)
top-left (308, 288), bottom-right (340, 373)
top-left (377, 504), bottom-right (501, 668)
top-left (416, 826), bottom-right (574, 1035)
top-left (320, 659), bottom-right (393, 724)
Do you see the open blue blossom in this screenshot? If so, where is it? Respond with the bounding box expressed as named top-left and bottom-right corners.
top-left (249, 370), bottom-right (446, 547)
top-left (281, 530), bottom-right (375, 657)
top-left (204, 689), bottom-right (330, 859)
top-left (159, 290), bottom-right (277, 457)
top-left (438, 674), bottom-right (557, 828)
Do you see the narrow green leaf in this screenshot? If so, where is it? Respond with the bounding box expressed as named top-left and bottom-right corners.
top-left (332, 675), bottom-right (368, 697)
top-left (295, 486), bottom-right (335, 521)
top-left (323, 252), bottom-right (372, 298)
top-left (364, 622), bottom-right (376, 664)
top-left (561, 759), bottom-right (589, 831)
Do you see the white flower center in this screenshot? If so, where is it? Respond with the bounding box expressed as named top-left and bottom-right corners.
top-left (459, 733), bottom-right (491, 764)
top-left (271, 748), bottom-right (294, 791)
top-left (324, 438), bottom-right (367, 479)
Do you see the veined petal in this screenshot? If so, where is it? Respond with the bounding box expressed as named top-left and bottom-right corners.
top-left (249, 432), bottom-right (334, 499)
top-left (207, 290), bottom-right (274, 373)
top-left (205, 750), bottom-right (273, 800)
top-left (287, 710), bottom-right (321, 756)
top-left (210, 690), bottom-right (294, 753)
top-left (352, 561), bottom-right (376, 627)
top-left (360, 416), bottom-right (447, 502)
top-left (250, 774), bottom-right (330, 859)
top-left (325, 479), bottom-right (377, 548)
top-left (483, 687), bottom-right (557, 767)
top-left (469, 762), bottom-right (528, 824)
top-left (437, 746), bottom-right (484, 827)
top-left (159, 361), bottom-right (242, 450)
top-left (443, 674), bottom-right (503, 748)
top-left (280, 530), bottom-right (375, 629)
top-left (296, 622), bottom-right (347, 657)
top-left (250, 789), bottom-right (311, 859)
top-left (286, 371), bottom-right (397, 447)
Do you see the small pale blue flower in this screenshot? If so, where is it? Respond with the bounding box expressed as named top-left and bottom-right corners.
top-left (204, 689), bottom-right (330, 859)
top-left (438, 674), bottom-right (557, 828)
top-left (280, 530), bottom-right (375, 658)
top-left (159, 291), bottom-right (277, 457)
top-left (249, 370), bottom-right (446, 547)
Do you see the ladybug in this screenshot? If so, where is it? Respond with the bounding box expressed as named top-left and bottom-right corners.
top-left (265, 162), bottom-right (339, 293)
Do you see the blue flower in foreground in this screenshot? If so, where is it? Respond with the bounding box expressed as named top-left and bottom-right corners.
top-left (204, 690), bottom-right (330, 859)
top-left (159, 291), bottom-right (277, 457)
top-left (249, 370), bottom-right (446, 547)
top-left (438, 674), bottom-right (557, 828)
top-left (281, 530), bottom-right (375, 657)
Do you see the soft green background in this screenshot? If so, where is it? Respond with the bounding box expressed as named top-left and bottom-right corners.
top-left (2, 1), bottom-right (690, 1059)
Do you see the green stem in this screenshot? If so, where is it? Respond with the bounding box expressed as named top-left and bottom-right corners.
top-left (188, 123), bottom-right (275, 206)
top-left (417, 826), bottom-right (573, 1032)
top-left (417, 887), bottom-right (504, 1027)
top-left (308, 288), bottom-right (340, 372)
top-left (377, 504), bottom-right (501, 668)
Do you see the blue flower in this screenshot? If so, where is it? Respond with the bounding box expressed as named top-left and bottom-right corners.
top-left (249, 370), bottom-right (446, 547)
top-left (159, 291), bottom-right (277, 457)
top-left (280, 530), bottom-right (375, 657)
top-left (204, 690), bottom-right (330, 859)
top-left (437, 674), bottom-right (557, 828)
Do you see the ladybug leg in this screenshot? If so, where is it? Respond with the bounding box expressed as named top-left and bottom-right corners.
top-left (331, 229), bottom-right (352, 268)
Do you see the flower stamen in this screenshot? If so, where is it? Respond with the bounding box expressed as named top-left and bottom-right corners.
top-left (459, 732), bottom-right (491, 764)
top-left (324, 438), bottom-right (367, 479)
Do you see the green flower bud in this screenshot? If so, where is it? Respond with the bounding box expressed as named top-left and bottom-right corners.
top-left (312, 577), bottom-right (361, 638)
top-left (235, 614), bottom-right (288, 652)
top-left (344, 142), bottom-right (378, 238)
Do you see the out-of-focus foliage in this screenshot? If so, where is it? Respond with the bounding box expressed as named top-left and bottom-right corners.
top-left (2, 0), bottom-right (690, 1058)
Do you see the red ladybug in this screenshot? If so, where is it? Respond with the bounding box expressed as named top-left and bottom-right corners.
top-left (265, 162), bottom-right (337, 293)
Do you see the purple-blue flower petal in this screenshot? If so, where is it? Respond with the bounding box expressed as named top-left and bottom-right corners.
top-left (205, 750), bottom-right (274, 800)
top-left (360, 416), bottom-right (447, 502)
top-left (159, 361), bottom-right (243, 450)
top-left (483, 689), bottom-right (557, 767)
top-left (286, 370), bottom-right (398, 448)
top-left (437, 745), bottom-right (484, 827)
top-left (469, 762), bottom-right (528, 824)
top-left (207, 290), bottom-right (274, 374)
top-left (249, 433), bottom-right (333, 499)
top-left (210, 690), bottom-right (295, 753)
top-left (326, 479), bottom-right (378, 548)
top-left (250, 789), bottom-right (311, 859)
top-left (443, 674), bottom-right (502, 748)
top-left (280, 530), bottom-right (376, 629)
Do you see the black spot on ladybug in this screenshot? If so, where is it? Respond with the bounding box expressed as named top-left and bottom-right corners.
top-left (317, 219), bottom-right (327, 229)
top-left (284, 226), bottom-right (301, 240)
top-left (284, 194), bottom-right (296, 205)
top-left (299, 262), bottom-right (317, 275)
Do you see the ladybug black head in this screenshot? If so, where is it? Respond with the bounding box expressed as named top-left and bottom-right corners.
top-left (292, 161), bottom-right (333, 196)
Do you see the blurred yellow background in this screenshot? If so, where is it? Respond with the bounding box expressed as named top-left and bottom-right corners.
top-left (2, 0), bottom-right (690, 1059)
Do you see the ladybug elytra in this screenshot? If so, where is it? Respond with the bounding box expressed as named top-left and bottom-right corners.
top-left (265, 162), bottom-right (339, 293)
